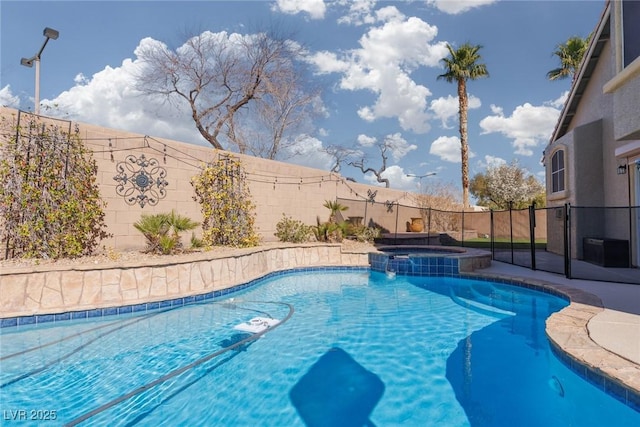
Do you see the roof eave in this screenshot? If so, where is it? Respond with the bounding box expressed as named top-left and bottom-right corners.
top-left (548, 1), bottom-right (611, 145)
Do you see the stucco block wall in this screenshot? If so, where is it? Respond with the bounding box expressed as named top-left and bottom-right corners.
top-left (612, 66), bottom-right (640, 140)
top-left (0, 107), bottom-right (417, 252)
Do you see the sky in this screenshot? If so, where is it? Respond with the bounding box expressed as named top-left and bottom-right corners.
top-left (1, 0), bottom-right (605, 199)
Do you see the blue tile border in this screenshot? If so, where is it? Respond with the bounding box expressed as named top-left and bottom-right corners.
top-left (550, 340), bottom-right (640, 413)
top-left (369, 252), bottom-right (463, 277)
top-left (0, 317), bottom-right (17, 328)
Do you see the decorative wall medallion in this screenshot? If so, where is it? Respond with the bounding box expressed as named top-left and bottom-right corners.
top-left (113, 154), bottom-right (168, 207)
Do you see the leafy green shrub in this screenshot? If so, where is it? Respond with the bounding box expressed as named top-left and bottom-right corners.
top-left (312, 216), bottom-right (348, 243)
top-left (0, 115), bottom-right (110, 259)
top-left (133, 210), bottom-right (199, 255)
top-left (190, 233), bottom-right (204, 248)
top-left (311, 201), bottom-right (351, 243)
top-left (349, 225), bottom-right (381, 243)
top-left (191, 157), bottom-right (260, 248)
top-left (274, 214), bottom-right (312, 243)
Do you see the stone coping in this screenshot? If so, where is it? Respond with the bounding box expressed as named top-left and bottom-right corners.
top-left (0, 242), bottom-right (360, 274)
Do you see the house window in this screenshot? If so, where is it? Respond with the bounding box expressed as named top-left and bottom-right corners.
top-left (623, 0), bottom-right (640, 67)
top-left (551, 150), bottom-right (565, 193)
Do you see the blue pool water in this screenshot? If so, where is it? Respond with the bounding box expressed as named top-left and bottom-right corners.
top-left (1, 269), bottom-right (639, 426)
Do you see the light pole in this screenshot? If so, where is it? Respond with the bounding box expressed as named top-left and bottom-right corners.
top-left (407, 172), bottom-right (436, 191)
top-left (20, 27), bottom-right (59, 115)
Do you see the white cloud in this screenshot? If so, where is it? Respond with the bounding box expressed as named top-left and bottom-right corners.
top-left (307, 10), bottom-right (449, 133)
top-left (385, 132), bottom-right (417, 162)
top-left (426, 0), bottom-right (498, 15)
top-left (374, 5), bottom-right (405, 23)
top-left (273, 0), bottom-right (327, 19)
top-left (38, 33), bottom-right (333, 162)
top-left (550, 90), bottom-right (569, 109)
top-left (477, 154), bottom-right (506, 169)
top-left (489, 104), bottom-right (503, 115)
top-left (356, 133), bottom-right (416, 162)
top-left (0, 86), bottom-right (20, 108)
top-left (429, 94), bottom-right (481, 128)
top-left (337, 0), bottom-right (377, 25)
top-left (362, 164), bottom-right (414, 189)
top-left (310, 51), bottom-right (350, 74)
top-left (430, 135), bottom-right (461, 162)
top-left (479, 102), bottom-right (561, 156)
top-left (40, 49), bottom-right (205, 146)
top-left (429, 135), bottom-right (476, 164)
top-left (286, 136), bottom-right (335, 170)
top-left (357, 134), bottom-right (377, 147)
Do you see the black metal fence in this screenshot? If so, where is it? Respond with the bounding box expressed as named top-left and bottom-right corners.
top-left (337, 197), bottom-right (640, 285)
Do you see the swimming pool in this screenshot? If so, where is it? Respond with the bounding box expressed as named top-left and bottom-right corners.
top-left (1, 269), bottom-right (639, 426)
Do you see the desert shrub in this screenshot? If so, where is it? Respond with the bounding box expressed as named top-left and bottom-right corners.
top-left (312, 216), bottom-right (348, 243)
top-left (349, 225), bottom-right (381, 243)
top-left (274, 214), bottom-right (313, 243)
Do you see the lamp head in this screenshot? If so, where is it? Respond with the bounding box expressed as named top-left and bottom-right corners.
top-left (20, 57), bottom-right (34, 67)
top-left (43, 27), bottom-right (59, 40)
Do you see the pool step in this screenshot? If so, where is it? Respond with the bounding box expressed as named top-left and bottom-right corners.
top-left (449, 288), bottom-right (515, 318)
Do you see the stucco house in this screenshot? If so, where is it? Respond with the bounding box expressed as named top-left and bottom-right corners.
top-left (543, 0), bottom-right (640, 266)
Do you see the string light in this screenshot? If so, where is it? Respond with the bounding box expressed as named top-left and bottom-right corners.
top-left (47, 132), bottom-right (377, 200)
top-left (108, 138), bottom-right (114, 162)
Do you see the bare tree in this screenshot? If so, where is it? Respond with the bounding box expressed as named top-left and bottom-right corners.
top-left (322, 144), bottom-right (360, 173)
top-left (348, 139), bottom-right (392, 188)
top-left (135, 29), bottom-right (319, 158)
top-left (235, 63), bottom-right (321, 159)
top-left (411, 182), bottom-right (463, 232)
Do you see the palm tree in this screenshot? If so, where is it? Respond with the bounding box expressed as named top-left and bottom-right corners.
top-left (437, 43), bottom-right (489, 209)
top-left (134, 211), bottom-right (199, 254)
top-left (546, 36), bottom-right (589, 81)
top-left (323, 200), bottom-right (348, 223)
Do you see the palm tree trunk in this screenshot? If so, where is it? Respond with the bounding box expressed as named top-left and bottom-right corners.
top-left (458, 77), bottom-right (470, 209)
